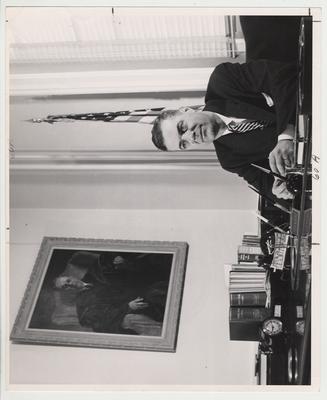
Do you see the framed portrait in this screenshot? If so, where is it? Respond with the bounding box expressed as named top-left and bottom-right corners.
top-left (10, 237), bottom-right (188, 352)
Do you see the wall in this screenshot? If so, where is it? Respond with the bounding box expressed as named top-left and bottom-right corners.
top-left (10, 168), bottom-right (257, 210)
top-left (9, 91), bottom-right (257, 211)
top-left (8, 77), bottom-right (259, 387)
top-left (9, 208), bottom-right (258, 386)
top-left (10, 93), bottom-right (211, 152)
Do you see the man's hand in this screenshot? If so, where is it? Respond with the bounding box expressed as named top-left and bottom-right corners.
top-left (269, 139), bottom-right (294, 177)
top-left (272, 178), bottom-right (294, 200)
top-left (128, 297), bottom-right (149, 311)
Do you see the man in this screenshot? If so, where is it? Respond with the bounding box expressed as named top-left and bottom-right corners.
top-left (52, 252), bottom-right (170, 335)
top-left (53, 275), bottom-right (150, 334)
top-left (60, 251), bottom-right (109, 284)
top-left (54, 275), bottom-right (167, 335)
top-left (151, 59), bottom-right (299, 200)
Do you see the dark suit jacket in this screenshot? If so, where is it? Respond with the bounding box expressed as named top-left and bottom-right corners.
top-left (240, 16), bottom-right (301, 63)
top-left (203, 60), bottom-right (298, 197)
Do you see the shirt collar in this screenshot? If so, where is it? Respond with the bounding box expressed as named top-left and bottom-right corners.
top-left (215, 112), bottom-right (245, 126)
top-left (214, 112), bottom-right (246, 137)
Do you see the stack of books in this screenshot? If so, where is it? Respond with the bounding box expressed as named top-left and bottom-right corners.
top-left (238, 233), bottom-right (263, 263)
top-left (226, 263), bottom-right (267, 303)
top-left (226, 234), bottom-right (271, 341)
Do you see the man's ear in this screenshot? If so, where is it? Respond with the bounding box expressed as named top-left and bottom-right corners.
top-left (179, 106), bottom-right (194, 113)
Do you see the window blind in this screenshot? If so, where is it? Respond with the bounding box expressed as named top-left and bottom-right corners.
top-left (9, 9), bottom-right (243, 64)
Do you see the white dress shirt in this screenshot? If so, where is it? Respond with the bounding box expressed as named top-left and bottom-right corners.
top-left (215, 92), bottom-right (294, 141)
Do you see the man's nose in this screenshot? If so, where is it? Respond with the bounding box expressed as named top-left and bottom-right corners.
top-left (182, 130), bottom-right (195, 142)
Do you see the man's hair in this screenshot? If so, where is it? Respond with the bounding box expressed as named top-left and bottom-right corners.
top-left (151, 109), bottom-right (179, 151)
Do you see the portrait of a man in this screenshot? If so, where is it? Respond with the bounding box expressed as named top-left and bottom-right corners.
top-left (10, 237), bottom-right (188, 353)
top-left (29, 249), bottom-right (173, 336)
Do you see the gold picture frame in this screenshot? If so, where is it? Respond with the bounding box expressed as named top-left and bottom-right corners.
top-left (11, 237), bottom-right (188, 352)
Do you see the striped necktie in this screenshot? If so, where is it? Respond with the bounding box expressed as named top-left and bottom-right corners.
top-left (227, 120), bottom-right (271, 133)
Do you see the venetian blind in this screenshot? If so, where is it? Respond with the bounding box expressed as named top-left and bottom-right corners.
top-left (8, 8), bottom-right (242, 64)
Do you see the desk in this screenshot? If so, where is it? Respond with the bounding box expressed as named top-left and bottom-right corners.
top-left (255, 16), bottom-right (312, 385)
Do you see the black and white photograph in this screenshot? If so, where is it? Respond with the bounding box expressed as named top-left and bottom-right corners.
top-left (0, 2), bottom-right (322, 396)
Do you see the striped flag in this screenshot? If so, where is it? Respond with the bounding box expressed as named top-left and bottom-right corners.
top-left (29, 105), bottom-right (204, 125)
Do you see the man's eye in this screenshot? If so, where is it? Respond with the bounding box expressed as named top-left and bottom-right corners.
top-left (180, 140), bottom-right (190, 150)
top-left (178, 122), bottom-right (186, 135)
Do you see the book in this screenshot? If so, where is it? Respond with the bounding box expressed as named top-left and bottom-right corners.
top-left (229, 278), bottom-right (266, 283)
top-left (224, 263), bottom-right (265, 288)
top-left (230, 292), bottom-right (267, 307)
top-left (238, 245), bottom-right (263, 255)
top-left (232, 265), bottom-right (262, 272)
top-left (230, 307), bottom-right (270, 321)
top-left (233, 262), bottom-right (261, 267)
top-left (230, 277), bottom-right (266, 281)
top-left (226, 263), bottom-right (262, 271)
top-left (229, 320), bottom-right (262, 341)
top-left (229, 307), bottom-right (271, 341)
top-left (238, 253), bottom-right (262, 263)
top-left (230, 271), bottom-right (265, 278)
top-left (229, 282), bottom-right (266, 287)
top-left (242, 235), bottom-right (261, 246)
top-left (234, 262), bottom-right (260, 266)
top-left (229, 287), bottom-right (267, 293)
top-left (229, 285), bottom-right (266, 291)
top-left (228, 269), bottom-right (267, 293)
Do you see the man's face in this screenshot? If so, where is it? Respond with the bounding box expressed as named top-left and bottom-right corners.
top-left (55, 276), bottom-right (88, 290)
top-left (160, 109), bottom-right (224, 151)
top-left (112, 256), bottom-right (129, 271)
